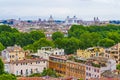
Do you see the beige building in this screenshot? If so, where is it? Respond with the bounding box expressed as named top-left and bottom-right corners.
top-left (77, 47), bottom-right (105, 59)
top-left (1, 45), bottom-right (27, 62)
top-left (104, 43), bottom-right (120, 64)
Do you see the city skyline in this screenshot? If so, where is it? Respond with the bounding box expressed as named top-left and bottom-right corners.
top-left (0, 0), bottom-right (120, 20)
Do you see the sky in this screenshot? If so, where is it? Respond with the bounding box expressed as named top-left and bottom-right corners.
top-left (0, 0), bottom-right (120, 20)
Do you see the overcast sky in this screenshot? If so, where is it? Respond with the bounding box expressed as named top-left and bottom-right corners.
top-left (0, 0), bottom-right (120, 20)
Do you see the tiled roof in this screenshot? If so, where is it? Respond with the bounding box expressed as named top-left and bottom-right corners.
top-left (50, 55), bottom-right (67, 60)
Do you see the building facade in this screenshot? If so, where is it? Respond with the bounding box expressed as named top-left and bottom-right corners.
top-left (85, 57), bottom-right (116, 80)
top-left (5, 58), bottom-right (48, 76)
top-left (1, 45), bottom-right (27, 62)
top-left (66, 60), bottom-right (86, 80)
top-left (104, 43), bottom-right (120, 64)
top-left (77, 47), bottom-right (105, 59)
top-left (33, 47), bottom-right (64, 59)
top-left (49, 55), bottom-right (67, 76)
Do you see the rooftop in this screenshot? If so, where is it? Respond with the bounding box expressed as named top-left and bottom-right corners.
top-left (3, 45), bottom-right (24, 52)
top-left (101, 70), bottom-right (120, 78)
top-left (5, 58), bottom-right (47, 64)
top-left (49, 55), bottom-right (67, 60)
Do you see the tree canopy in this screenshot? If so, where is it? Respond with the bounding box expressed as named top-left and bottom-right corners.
top-left (0, 74), bottom-right (17, 80)
top-left (24, 38), bottom-right (54, 52)
top-left (0, 58), bottom-right (4, 74)
top-left (41, 68), bottom-right (58, 77)
top-left (1, 24), bottom-right (120, 54)
top-left (0, 43), bottom-right (5, 52)
top-left (117, 64), bottom-right (120, 70)
top-left (0, 25), bottom-right (45, 48)
top-left (52, 31), bottom-right (64, 41)
top-left (29, 68), bottom-right (59, 78)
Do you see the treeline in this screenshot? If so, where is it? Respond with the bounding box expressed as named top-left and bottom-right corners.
top-left (53, 24), bottom-right (120, 54)
top-left (1, 24), bottom-right (120, 54)
top-left (68, 25), bottom-right (120, 48)
top-left (0, 25), bottom-right (46, 52)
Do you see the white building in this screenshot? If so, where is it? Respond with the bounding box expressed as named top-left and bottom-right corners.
top-left (32, 47), bottom-right (64, 59)
top-left (85, 57), bottom-right (116, 80)
top-left (65, 16), bottom-right (81, 25)
top-left (5, 58), bottom-right (48, 76)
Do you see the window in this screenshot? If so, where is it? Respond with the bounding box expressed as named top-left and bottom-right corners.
top-left (97, 69), bottom-right (99, 73)
top-left (95, 75), bottom-right (96, 77)
top-left (94, 69), bottom-right (96, 72)
top-left (43, 61), bottom-right (45, 63)
top-left (16, 64), bottom-right (18, 66)
top-left (86, 72), bottom-right (88, 76)
top-left (89, 73), bottom-right (91, 77)
top-left (86, 67), bottom-right (88, 70)
top-left (36, 68), bottom-right (38, 73)
top-left (89, 67), bottom-right (91, 71)
top-left (97, 75), bottom-right (99, 78)
top-left (44, 67), bottom-right (46, 70)
top-left (12, 55), bottom-right (14, 58)
top-left (31, 69), bottom-right (33, 74)
top-left (56, 52), bottom-right (57, 55)
top-left (16, 71), bottom-right (18, 75)
top-left (20, 70), bottom-right (23, 75)
top-left (26, 69), bottom-right (28, 75)
top-left (59, 52), bottom-right (61, 55)
top-left (116, 61), bottom-right (118, 63)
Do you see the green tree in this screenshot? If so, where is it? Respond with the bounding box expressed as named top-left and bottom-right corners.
top-left (0, 43), bottom-right (5, 52)
top-left (25, 38), bottom-right (54, 52)
top-left (0, 58), bottom-right (4, 75)
top-left (90, 32), bottom-right (102, 46)
top-left (52, 31), bottom-right (64, 41)
top-left (80, 32), bottom-right (93, 49)
top-left (30, 30), bottom-right (45, 41)
top-left (68, 25), bottom-right (86, 38)
top-left (29, 73), bottom-right (41, 77)
top-left (107, 32), bottom-right (120, 43)
top-left (117, 64), bottom-right (120, 70)
top-left (0, 74), bottom-right (17, 80)
top-left (54, 37), bottom-right (80, 54)
top-left (41, 68), bottom-right (58, 77)
top-left (0, 25), bottom-right (18, 33)
top-left (99, 38), bottom-right (115, 48)
top-left (23, 44), bottom-right (35, 52)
